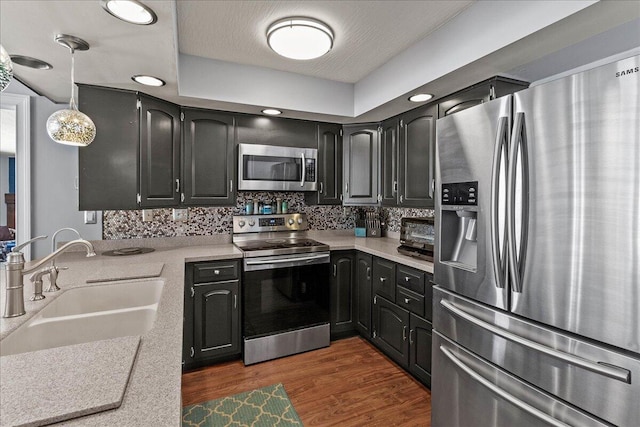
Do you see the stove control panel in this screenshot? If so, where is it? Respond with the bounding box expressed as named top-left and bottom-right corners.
top-left (233, 213), bottom-right (308, 234)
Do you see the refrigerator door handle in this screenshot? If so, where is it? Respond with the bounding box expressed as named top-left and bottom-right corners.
top-left (439, 345), bottom-right (571, 427)
top-left (491, 116), bottom-right (509, 289)
top-left (440, 299), bottom-right (631, 383)
top-left (507, 112), bottom-right (529, 293)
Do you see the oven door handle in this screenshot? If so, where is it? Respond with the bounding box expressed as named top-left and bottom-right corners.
top-left (245, 254), bottom-right (330, 266)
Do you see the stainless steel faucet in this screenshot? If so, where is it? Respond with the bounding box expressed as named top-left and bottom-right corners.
top-left (3, 237), bottom-right (96, 318)
top-left (46, 228), bottom-right (82, 292)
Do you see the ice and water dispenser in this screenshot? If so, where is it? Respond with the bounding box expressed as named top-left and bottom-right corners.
top-left (439, 181), bottom-right (478, 271)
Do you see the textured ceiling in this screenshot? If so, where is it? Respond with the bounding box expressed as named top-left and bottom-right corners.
top-left (176, 0), bottom-right (474, 83)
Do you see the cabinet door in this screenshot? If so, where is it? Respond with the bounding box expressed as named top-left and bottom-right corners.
top-left (399, 104), bottom-right (436, 207)
top-left (409, 313), bottom-right (432, 386)
top-left (139, 95), bottom-right (181, 207)
top-left (380, 118), bottom-right (399, 206)
top-left (317, 123), bottom-right (343, 205)
top-left (193, 280), bottom-right (240, 360)
top-left (182, 109), bottom-right (235, 206)
top-left (374, 295), bottom-right (410, 369)
top-left (343, 124), bottom-right (379, 205)
top-left (235, 115), bottom-right (317, 148)
top-left (330, 252), bottom-right (355, 338)
top-left (355, 252), bottom-right (373, 338)
top-left (372, 257), bottom-right (396, 303)
top-left (78, 85), bottom-right (139, 210)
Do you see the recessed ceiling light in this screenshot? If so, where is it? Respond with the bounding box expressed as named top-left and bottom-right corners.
top-left (409, 93), bottom-right (434, 103)
top-left (267, 17), bottom-right (334, 60)
top-left (262, 109), bottom-right (282, 116)
top-left (10, 55), bottom-right (53, 70)
top-left (132, 75), bottom-right (165, 87)
top-left (101, 0), bottom-right (157, 25)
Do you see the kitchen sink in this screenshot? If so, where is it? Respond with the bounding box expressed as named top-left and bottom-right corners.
top-left (0, 279), bottom-right (164, 356)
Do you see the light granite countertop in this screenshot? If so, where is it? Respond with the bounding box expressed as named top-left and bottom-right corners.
top-left (0, 231), bottom-right (431, 426)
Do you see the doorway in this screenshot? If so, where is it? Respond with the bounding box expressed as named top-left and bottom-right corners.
top-left (0, 93), bottom-right (31, 260)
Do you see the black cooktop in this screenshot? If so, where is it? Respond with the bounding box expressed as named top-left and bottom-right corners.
top-left (234, 238), bottom-right (329, 257)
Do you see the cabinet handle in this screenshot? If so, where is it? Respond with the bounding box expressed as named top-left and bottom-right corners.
top-left (393, 181), bottom-right (398, 194)
top-left (333, 264), bottom-right (337, 277)
top-left (404, 298), bottom-right (410, 304)
top-left (190, 347), bottom-right (194, 358)
top-left (380, 277), bottom-right (386, 282)
top-left (190, 286), bottom-right (194, 298)
top-left (214, 269), bottom-right (220, 275)
top-left (405, 276), bottom-right (410, 282)
top-left (431, 178), bottom-right (435, 197)
top-left (400, 194), bottom-right (403, 204)
top-left (175, 179), bottom-right (180, 193)
top-left (366, 267), bottom-right (371, 280)
top-left (403, 325), bottom-right (407, 341)
top-left (345, 182), bottom-right (349, 194)
top-left (320, 182), bottom-right (324, 195)
top-left (409, 329), bottom-right (414, 345)
top-left (234, 294), bottom-right (237, 309)
top-left (230, 180), bottom-right (233, 193)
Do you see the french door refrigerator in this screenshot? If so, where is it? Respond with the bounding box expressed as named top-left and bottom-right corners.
top-left (432, 55), bottom-right (639, 427)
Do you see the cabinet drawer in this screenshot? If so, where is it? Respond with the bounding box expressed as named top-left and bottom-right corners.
top-left (193, 261), bottom-right (239, 283)
top-left (397, 286), bottom-right (425, 318)
top-left (397, 265), bottom-right (425, 295)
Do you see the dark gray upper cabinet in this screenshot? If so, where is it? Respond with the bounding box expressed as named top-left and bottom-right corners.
top-left (438, 76), bottom-right (528, 118)
top-left (235, 115), bottom-right (317, 148)
top-left (330, 251), bottom-right (356, 339)
top-left (306, 123), bottom-right (343, 205)
top-left (380, 118), bottom-right (399, 207)
top-left (343, 124), bottom-right (380, 205)
top-left (78, 85), bottom-right (139, 210)
top-left (398, 104), bottom-right (436, 207)
top-left (139, 95), bottom-right (181, 208)
top-left (182, 109), bottom-right (235, 206)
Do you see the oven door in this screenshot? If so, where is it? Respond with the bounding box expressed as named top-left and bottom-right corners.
top-left (238, 143), bottom-right (317, 191)
top-left (242, 252), bottom-right (330, 364)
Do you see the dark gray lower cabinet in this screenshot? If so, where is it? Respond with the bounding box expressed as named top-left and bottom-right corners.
top-left (373, 294), bottom-right (410, 369)
top-left (183, 260), bottom-right (241, 370)
top-left (330, 251), bottom-right (356, 339)
top-left (372, 257), bottom-right (396, 303)
top-left (355, 252), bottom-right (373, 338)
top-left (409, 313), bottom-right (432, 387)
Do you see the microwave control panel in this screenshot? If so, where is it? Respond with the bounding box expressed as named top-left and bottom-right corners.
top-left (442, 181), bottom-right (478, 205)
top-left (305, 159), bottom-right (316, 182)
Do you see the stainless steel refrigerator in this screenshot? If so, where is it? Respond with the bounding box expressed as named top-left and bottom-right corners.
top-left (432, 55), bottom-right (640, 427)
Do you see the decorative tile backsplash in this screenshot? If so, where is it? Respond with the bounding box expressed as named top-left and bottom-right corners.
top-left (102, 192), bottom-right (434, 240)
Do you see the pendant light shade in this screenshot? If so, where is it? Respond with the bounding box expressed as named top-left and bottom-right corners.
top-left (47, 35), bottom-right (96, 147)
top-left (0, 44), bottom-right (13, 92)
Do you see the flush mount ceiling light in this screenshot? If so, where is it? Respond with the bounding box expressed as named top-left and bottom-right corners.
top-left (409, 93), bottom-right (434, 103)
top-left (10, 55), bottom-right (53, 70)
top-left (267, 17), bottom-right (334, 60)
top-left (0, 44), bottom-right (13, 91)
top-left (101, 0), bottom-right (157, 25)
top-left (132, 75), bottom-right (165, 87)
top-left (46, 34), bottom-right (96, 147)
top-left (262, 108), bottom-right (282, 116)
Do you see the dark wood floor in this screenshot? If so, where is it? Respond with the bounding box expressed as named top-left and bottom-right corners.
top-left (182, 336), bottom-right (431, 426)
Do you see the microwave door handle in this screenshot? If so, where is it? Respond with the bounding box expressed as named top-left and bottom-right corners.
top-left (300, 153), bottom-right (306, 187)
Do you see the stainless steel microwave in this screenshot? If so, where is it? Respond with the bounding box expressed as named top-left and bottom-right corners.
top-left (238, 143), bottom-right (317, 191)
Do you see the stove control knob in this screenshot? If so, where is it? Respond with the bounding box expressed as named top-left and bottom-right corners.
top-left (248, 219), bottom-right (256, 226)
top-left (297, 218), bottom-right (303, 225)
top-left (288, 218), bottom-right (295, 226)
top-left (238, 220), bottom-right (246, 228)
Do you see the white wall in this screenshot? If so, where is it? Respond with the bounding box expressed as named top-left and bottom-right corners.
top-left (3, 79), bottom-right (102, 258)
top-left (1, 108), bottom-right (16, 227)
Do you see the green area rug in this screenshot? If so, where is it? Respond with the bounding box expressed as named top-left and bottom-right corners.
top-left (182, 383), bottom-right (303, 427)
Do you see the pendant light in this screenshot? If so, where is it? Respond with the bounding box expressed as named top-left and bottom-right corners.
top-left (0, 44), bottom-right (13, 91)
top-left (46, 35), bottom-right (96, 147)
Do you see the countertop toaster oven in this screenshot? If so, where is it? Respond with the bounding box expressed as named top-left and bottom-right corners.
top-left (397, 217), bottom-right (434, 261)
